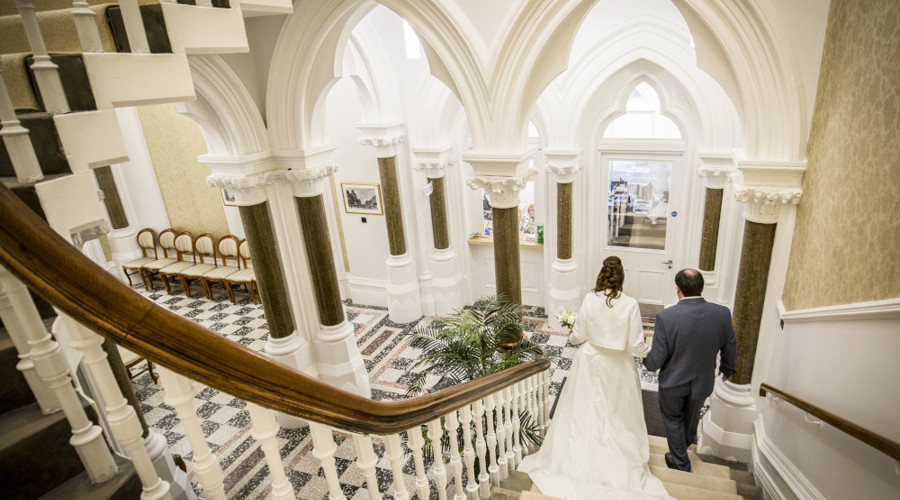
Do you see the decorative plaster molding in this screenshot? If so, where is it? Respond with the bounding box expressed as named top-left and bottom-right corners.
top-left (357, 122), bottom-right (406, 158)
top-left (288, 163), bottom-right (338, 198)
top-left (466, 167), bottom-right (538, 209)
top-left (732, 183), bottom-right (802, 224)
top-left (777, 298), bottom-right (900, 323)
top-left (207, 171), bottom-right (277, 206)
top-left (543, 148), bottom-right (583, 183)
top-left (753, 418), bottom-right (826, 500)
top-left (412, 145), bottom-right (455, 178)
top-left (697, 164), bottom-right (738, 189)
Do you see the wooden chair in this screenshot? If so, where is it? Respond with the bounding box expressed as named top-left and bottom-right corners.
top-left (224, 239), bottom-right (260, 304)
top-left (117, 345), bottom-right (159, 384)
top-left (142, 228), bottom-right (179, 289)
top-left (121, 228), bottom-right (157, 289)
top-left (203, 235), bottom-right (241, 301)
top-left (158, 231), bottom-right (195, 294)
top-left (179, 233), bottom-right (217, 298)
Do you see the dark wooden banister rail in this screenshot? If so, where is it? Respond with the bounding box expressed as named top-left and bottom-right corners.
top-left (0, 184), bottom-right (549, 435)
top-left (759, 383), bottom-right (900, 461)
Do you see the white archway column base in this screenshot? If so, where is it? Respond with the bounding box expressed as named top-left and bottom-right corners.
top-left (386, 254), bottom-right (423, 323)
top-left (430, 249), bottom-right (462, 316)
top-left (264, 332), bottom-right (316, 428)
top-left (145, 431), bottom-right (197, 500)
top-left (315, 322), bottom-right (372, 398)
top-left (108, 227), bottom-right (141, 268)
top-left (547, 258), bottom-right (581, 329)
top-left (698, 379), bottom-right (756, 463)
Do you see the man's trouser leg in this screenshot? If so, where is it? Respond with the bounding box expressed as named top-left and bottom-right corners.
top-left (658, 382), bottom-right (692, 471)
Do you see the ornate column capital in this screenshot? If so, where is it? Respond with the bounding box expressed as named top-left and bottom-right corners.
top-left (466, 167), bottom-right (538, 209)
top-left (203, 152), bottom-right (279, 206)
top-left (411, 146), bottom-right (454, 179)
top-left (287, 163), bottom-right (338, 198)
top-left (462, 146), bottom-right (536, 177)
top-left (696, 154), bottom-right (738, 189)
top-left (272, 145), bottom-right (339, 198)
top-left (730, 158), bottom-right (806, 223)
top-left (543, 148), bottom-right (583, 184)
top-left (357, 122), bottom-right (406, 158)
top-left (731, 184), bottom-right (802, 224)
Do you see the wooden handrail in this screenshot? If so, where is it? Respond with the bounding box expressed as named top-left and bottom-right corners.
top-left (759, 383), bottom-right (900, 460)
top-left (0, 184), bottom-right (549, 435)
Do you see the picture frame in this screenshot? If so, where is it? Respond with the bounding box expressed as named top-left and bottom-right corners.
top-left (341, 182), bottom-right (383, 215)
top-left (221, 188), bottom-right (238, 207)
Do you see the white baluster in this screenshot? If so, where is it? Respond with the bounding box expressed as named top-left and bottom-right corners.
top-left (384, 433), bottom-right (410, 500)
top-left (71, 0), bottom-right (103, 52)
top-left (0, 272), bottom-right (116, 481)
top-left (118, 0), bottom-right (151, 53)
top-left (512, 382), bottom-right (523, 463)
top-left (247, 404), bottom-right (293, 500)
top-left (526, 376), bottom-right (537, 454)
top-left (15, 0), bottom-right (69, 114)
top-left (458, 405), bottom-right (479, 500)
top-left (62, 315), bottom-right (171, 500)
top-left (472, 400), bottom-right (490, 498)
top-left (444, 410), bottom-right (466, 500)
top-left (0, 67), bottom-right (42, 183)
top-left (407, 426), bottom-right (430, 500)
top-left (428, 418), bottom-right (448, 500)
top-left (503, 387), bottom-right (515, 469)
top-left (541, 371), bottom-right (551, 434)
top-left (483, 397), bottom-right (499, 486)
top-left (494, 391), bottom-right (508, 480)
top-left (351, 434), bottom-right (383, 500)
top-left (308, 422), bottom-right (347, 500)
top-left (158, 367), bottom-right (226, 500)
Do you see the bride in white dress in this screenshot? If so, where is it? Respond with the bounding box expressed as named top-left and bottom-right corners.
top-left (518, 256), bottom-right (674, 500)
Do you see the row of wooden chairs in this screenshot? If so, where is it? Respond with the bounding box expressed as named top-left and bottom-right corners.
top-left (122, 228), bottom-right (260, 304)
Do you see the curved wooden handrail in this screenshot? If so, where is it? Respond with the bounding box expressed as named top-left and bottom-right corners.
top-left (0, 184), bottom-right (549, 435)
top-left (759, 383), bottom-right (900, 460)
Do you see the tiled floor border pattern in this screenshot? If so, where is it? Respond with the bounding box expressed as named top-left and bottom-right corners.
top-left (129, 286), bottom-right (659, 499)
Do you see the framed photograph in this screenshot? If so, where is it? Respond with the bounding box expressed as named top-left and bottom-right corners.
top-left (341, 182), bottom-right (383, 215)
top-left (221, 188), bottom-right (238, 207)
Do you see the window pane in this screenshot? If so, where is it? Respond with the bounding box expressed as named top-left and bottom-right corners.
top-left (607, 160), bottom-right (670, 250)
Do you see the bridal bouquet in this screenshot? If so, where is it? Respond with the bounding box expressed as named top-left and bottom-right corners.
top-left (556, 310), bottom-right (577, 331)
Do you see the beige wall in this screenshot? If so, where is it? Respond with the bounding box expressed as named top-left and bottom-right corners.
top-left (782, 0), bottom-right (900, 310)
top-left (137, 104), bottom-right (230, 239)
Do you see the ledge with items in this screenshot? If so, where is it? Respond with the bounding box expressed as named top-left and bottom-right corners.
top-left (121, 227), bottom-right (259, 304)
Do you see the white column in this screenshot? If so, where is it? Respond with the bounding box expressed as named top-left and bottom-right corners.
top-left (15, 0), bottom-right (69, 114)
top-left (62, 314), bottom-right (171, 500)
top-left (544, 150), bottom-right (583, 328)
top-left (0, 270), bottom-right (117, 482)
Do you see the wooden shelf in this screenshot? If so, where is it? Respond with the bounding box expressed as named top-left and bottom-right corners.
top-left (468, 234), bottom-right (544, 249)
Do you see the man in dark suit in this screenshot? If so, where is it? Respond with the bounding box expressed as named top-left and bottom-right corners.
top-left (643, 269), bottom-right (737, 472)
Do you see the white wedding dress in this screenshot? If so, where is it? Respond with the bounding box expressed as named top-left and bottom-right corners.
top-left (518, 292), bottom-right (674, 500)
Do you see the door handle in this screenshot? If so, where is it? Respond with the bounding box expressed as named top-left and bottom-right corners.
top-left (662, 259), bottom-right (673, 269)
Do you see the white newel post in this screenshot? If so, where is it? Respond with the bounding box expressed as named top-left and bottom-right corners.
top-left (15, 0), bottom-right (69, 114)
top-left (0, 66), bottom-right (42, 183)
top-left (0, 270), bottom-right (117, 482)
top-left (61, 315), bottom-right (171, 500)
top-left (247, 404), bottom-right (294, 500)
top-left (543, 150), bottom-right (583, 329)
top-left (428, 418), bottom-right (449, 500)
top-left (445, 410), bottom-right (466, 500)
top-left (158, 367), bottom-right (226, 500)
top-left (352, 434), bottom-right (383, 500)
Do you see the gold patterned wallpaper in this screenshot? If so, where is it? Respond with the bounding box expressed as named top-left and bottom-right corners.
top-left (782, 0), bottom-right (900, 310)
top-left (137, 104), bottom-right (230, 238)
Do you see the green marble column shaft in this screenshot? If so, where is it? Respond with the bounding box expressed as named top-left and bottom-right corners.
top-left (296, 195), bottom-right (344, 327)
top-left (699, 188), bottom-right (724, 271)
top-left (238, 202), bottom-right (295, 339)
top-left (377, 156), bottom-right (407, 256)
top-left (429, 177), bottom-right (449, 250)
top-left (94, 166), bottom-right (128, 230)
top-left (731, 220), bottom-right (777, 385)
top-left (492, 206), bottom-right (522, 305)
top-left (557, 182), bottom-right (573, 260)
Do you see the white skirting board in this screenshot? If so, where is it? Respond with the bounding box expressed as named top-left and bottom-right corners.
top-left (752, 417), bottom-right (825, 500)
top-left (349, 276), bottom-right (388, 309)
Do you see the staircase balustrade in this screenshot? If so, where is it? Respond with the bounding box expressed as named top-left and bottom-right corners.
top-left (14, 0), bottom-right (70, 114)
top-left (0, 67), bottom-right (43, 183)
top-left (70, 0), bottom-right (104, 52)
top-left (118, 0), bottom-right (151, 53)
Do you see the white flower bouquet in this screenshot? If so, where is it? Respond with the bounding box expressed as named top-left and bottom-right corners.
top-left (556, 310), bottom-right (577, 331)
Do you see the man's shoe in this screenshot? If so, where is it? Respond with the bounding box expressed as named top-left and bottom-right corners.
top-left (664, 452), bottom-right (678, 470)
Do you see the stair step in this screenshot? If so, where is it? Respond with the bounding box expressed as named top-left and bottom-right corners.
top-left (0, 402), bottom-right (95, 499)
top-left (730, 468), bottom-right (755, 485)
top-left (39, 455), bottom-right (143, 500)
top-left (0, 113), bottom-right (71, 178)
top-left (520, 491), bottom-right (563, 500)
top-left (650, 465), bottom-right (738, 494)
top-left (0, 330), bottom-right (37, 415)
top-left (662, 481), bottom-right (744, 500)
top-left (649, 451), bottom-right (731, 479)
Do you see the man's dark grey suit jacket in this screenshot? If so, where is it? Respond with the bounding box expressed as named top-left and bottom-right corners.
top-left (643, 297), bottom-right (737, 399)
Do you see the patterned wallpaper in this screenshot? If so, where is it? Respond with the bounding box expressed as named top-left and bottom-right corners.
top-left (137, 104), bottom-right (230, 239)
top-left (782, 0), bottom-right (900, 310)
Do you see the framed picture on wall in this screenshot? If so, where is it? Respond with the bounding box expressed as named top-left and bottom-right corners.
top-left (341, 182), bottom-right (383, 215)
top-left (221, 188), bottom-right (238, 207)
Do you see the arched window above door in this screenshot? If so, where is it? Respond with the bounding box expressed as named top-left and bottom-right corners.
top-left (604, 82), bottom-right (681, 139)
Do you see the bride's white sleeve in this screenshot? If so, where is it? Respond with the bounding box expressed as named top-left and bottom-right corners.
top-left (569, 298), bottom-right (587, 346)
top-left (628, 301), bottom-right (650, 357)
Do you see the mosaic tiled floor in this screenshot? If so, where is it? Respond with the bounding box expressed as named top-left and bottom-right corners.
top-left (130, 284), bottom-right (659, 499)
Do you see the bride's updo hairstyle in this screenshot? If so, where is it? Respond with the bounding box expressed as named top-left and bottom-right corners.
top-left (593, 256), bottom-right (625, 307)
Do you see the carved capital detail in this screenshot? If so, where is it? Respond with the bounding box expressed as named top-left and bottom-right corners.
top-left (413, 158), bottom-right (455, 178)
top-left (207, 172), bottom-right (272, 206)
top-left (697, 165), bottom-right (738, 189)
top-left (732, 184), bottom-right (802, 224)
top-left (357, 124), bottom-right (406, 158)
top-left (288, 162), bottom-right (339, 198)
top-left (545, 162), bottom-right (583, 184)
top-left (465, 167), bottom-right (538, 209)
